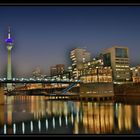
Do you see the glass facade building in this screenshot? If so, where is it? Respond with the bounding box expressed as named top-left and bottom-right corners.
top-left (103, 53), bottom-right (111, 67)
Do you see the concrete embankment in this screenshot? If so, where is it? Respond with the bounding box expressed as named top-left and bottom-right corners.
top-left (79, 83), bottom-right (114, 101)
top-left (114, 83), bottom-right (140, 96)
top-left (80, 83), bottom-right (114, 94)
top-left (114, 83), bottom-right (140, 103)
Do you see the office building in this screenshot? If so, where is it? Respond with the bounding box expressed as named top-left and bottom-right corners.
top-left (102, 46), bottom-right (131, 82)
top-left (80, 66), bottom-right (112, 83)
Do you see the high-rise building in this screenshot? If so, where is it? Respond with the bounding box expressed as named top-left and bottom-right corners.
top-left (50, 64), bottom-right (65, 77)
top-left (32, 67), bottom-right (42, 79)
top-left (5, 26), bottom-right (14, 90)
top-left (102, 46), bottom-right (131, 82)
top-left (56, 64), bottom-right (65, 75)
top-left (50, 66), bottom-right (57, 77)
top-left (70, 48), bottom-right (91, 78)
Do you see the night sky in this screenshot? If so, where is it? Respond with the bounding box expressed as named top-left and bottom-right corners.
top-left (0, 5), bottom-right (140, 77)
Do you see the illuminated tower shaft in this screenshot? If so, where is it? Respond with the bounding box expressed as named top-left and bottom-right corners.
top-left (5, 27), bottom-right (14, 90)
top-left (7, 46), bottom-right (12, 80)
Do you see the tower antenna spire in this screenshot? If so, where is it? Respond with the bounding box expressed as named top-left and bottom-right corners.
top-left (8, 26), bottom-right (11, 39)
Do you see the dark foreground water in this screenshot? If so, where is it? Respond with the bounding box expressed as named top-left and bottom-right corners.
top-left (0, 95), bottom-right (140, 135)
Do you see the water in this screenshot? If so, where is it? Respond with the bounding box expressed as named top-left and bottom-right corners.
top-left (0, 95), bottom-right (140, 135)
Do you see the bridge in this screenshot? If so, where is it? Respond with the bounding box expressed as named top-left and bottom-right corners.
top-left (0, 78), bottom-right (81, 84)
top-left (1, 78), bottom-right (115, 101)
top-left (1, 78), bottom-right (81, 95)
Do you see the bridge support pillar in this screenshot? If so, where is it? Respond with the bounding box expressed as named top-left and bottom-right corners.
top-left (0, 84), bottom-right (4, 105)
top-left (7, 83), bottom-right (13, 91)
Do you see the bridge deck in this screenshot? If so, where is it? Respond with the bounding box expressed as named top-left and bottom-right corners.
top-left (0, 80), bottom-right (81, 83)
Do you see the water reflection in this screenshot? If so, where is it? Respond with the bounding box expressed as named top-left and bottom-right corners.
top-left (0, 95), bottom-right (140, 134)
top-left (137, 106), bottom-right (140, 128)
top-left (30, 121), bottom-right (33, 132)
top-left (81, 102), bottom-right (114, 134)
top-left (0, 105), bottom-right (4, 126)
top-left (22, 122), bottom-right (25, 134)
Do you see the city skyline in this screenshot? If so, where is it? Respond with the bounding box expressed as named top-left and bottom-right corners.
top-left (0, 5), bottom-right (140, 77)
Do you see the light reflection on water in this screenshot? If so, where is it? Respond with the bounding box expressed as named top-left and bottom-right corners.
top-left (0, 95), bottom-right (140, 134)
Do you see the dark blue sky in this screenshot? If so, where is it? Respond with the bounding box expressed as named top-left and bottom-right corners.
top-left (0, 5), bottom-right (140, 77)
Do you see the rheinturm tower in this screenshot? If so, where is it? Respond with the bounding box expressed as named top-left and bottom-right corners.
top-left (5, 26), bottom-right (14, 90)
